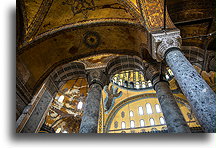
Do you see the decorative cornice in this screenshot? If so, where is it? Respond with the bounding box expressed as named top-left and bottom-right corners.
top-left (151, 30), bottom-right (182, 62)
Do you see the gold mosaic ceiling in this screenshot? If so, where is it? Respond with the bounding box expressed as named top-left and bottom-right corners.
top-left (17, 0), bottom-right (215, 95)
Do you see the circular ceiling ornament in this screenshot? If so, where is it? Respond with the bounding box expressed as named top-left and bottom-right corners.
top-left (83, 31), bottom-right (100, 48)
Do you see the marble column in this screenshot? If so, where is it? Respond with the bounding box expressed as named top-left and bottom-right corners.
top-left (151, 31), bottom-right (216, 132)
top-left (79, 69), bottom-right (107, 133)
top-left (17, 77), bottom-right (57, 133)
top-left (20, 90), bottom-right (53, 133)
top-left (145, 64), bottom-right (191, 133)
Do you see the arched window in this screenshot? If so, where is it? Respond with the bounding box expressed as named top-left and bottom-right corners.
top-left (142, 82), bottom-right (146, 88)
top-left (168, 69), bottom-right (173, 76)
top-left (124, 81), bottom-right (128, 87)
top-left (130, 120), bottom-right (135, 128)
top-left (149, 118), bottom-right (155, 126)
top-left (140, 119), bottom-right (145, 127)
top-left (56, 128), bottom-right (61, 133)
top-left (155, 104), bottom-right (161, 113)
top-left (118, 79), bottom-right (122, 86)
top-left (77, 101), bottom-right (83, 110)
top-left (58, 95), bottom-right (65, 103)
top-left (121, 121), bottom-right (126, 129)
top-left (159, 117), bottom-right (166, 124)
top-left (129, 82), bottom-right (134, 88)
top-left (148, 80), bottom-right (152, 87)
top-left (138, 106), bottom-right (144, 115)
top-left (146, 103), bottom-right (153, 114)
top-left (165, 74), bottom-right (169, 80)
top-left (135, 82), bottom-right (140, 89)
top-left (129, 111), bottom-right (134, 117)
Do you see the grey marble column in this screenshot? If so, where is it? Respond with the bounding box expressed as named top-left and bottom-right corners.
top-left (17, 77), bottom-right (57, 133)
top-left (79, 69), bottom-right (107, 133)
top-left (151, 31), bottom-right (216, 132)
top-left (79, 83), bottom-right (102, 133)
top-left (165, 48), bottom-right (216, 133)
top-left (153, 77), bottom-right (191, 133)
top-left (20, 90), bottom-right (53, 133)
top-left (145, 64), bottom-right (190, 133)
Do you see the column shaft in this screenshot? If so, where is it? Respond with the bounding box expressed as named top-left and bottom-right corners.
top-left (154, 78), bottom-right (191, 133)
top-left (79, 83), bottom-right (102, 133)
top-left (20, 89), bottom-right (53, 133)
top-left (165, 48), bottom-right (216, 132)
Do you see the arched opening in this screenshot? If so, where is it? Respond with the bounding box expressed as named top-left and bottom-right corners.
top-left (155, 104), bottom-right (162, 113)
top-left (140, 119), bottom-right (145, 127)
top-left (149, 118), bottom-right (155, 126)
top-left (121, 121), bottom-right (126, 129)
top-left (130, 120), bottom-right (135, 128)
top-left (146, 103), bottom-right (153, 114)
top-left (159, 117), bottom-right (166, 125)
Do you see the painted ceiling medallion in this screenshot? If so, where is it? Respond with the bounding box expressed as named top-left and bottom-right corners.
top-left (83, 31), bottom-right (100, 48)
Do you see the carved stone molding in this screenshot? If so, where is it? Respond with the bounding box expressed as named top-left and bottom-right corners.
top-left (151, 30), bottom-right (182, 62)
top-left (87, 69), bottom-right (108, 87)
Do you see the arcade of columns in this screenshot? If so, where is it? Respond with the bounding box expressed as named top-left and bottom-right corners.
top-left (79, 31), bottom-right (215, 133)
top-left (17, 30), bottom-right (216, 133)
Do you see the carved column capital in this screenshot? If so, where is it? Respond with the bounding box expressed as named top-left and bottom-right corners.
top-left (151, 30), bottom-right (182, 62)
top-left (144, 63), bottom-right (160, 81)
top-left (144, 63), bottom-right (168, 89)
top-left (87, 69), bottom-right (108, 87)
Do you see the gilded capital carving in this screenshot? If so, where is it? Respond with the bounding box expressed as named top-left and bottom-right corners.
top-left (151, 30), bottom-right (182, 62)
top-left (87, 69), bottom-right (108, 87)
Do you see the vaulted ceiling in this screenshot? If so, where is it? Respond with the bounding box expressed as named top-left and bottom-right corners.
top-left (16, 0), bottom-right (215, 95)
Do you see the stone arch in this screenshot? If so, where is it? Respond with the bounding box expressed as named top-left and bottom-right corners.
top-left (16, 61), bottom-right (87, 133)
top-left (106, 55), bottom-right (144, 81)
top-left (49, 61), bottom-right (86, 89)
